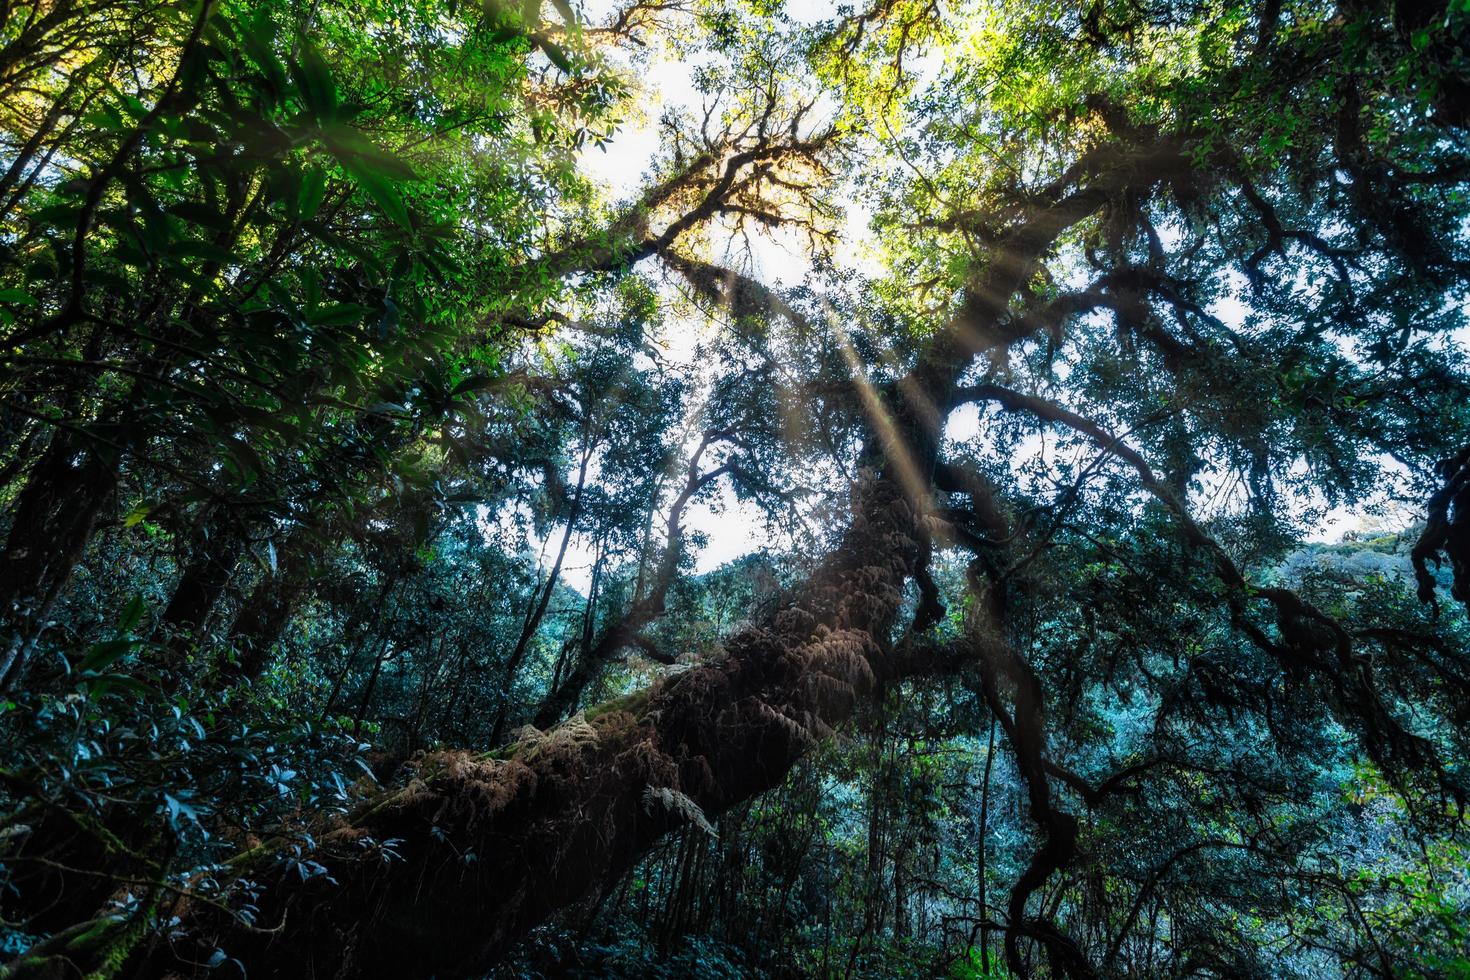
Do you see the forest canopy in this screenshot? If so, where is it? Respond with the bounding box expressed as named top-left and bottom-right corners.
top-left (1, 0), bottom-right (1469, 976)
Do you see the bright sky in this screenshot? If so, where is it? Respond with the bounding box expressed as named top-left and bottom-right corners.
top-left (550, 0), bottom-right (855, 591)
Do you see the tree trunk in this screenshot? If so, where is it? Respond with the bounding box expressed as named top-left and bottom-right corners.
top-left (533, 439), bottom-right (729, 729)
top-left (226, 547), bottom-right (302, 679)
top-left (492, 447), bottom-right (590, 741)
top-left (155, 510), bottom-right (251, 657)
top-left (139, 475), bottom-right (921, 978)
top-left (0, 432), bottom-right (120, 688)
top-left (977, 715), bottom-right (996, 974)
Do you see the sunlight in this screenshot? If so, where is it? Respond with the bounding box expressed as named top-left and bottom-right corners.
top-left (1, 0), bottom-right (1466, 975)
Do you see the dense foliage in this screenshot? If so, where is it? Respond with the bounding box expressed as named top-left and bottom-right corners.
top-left (1, 0), bottom-right (1468, 976)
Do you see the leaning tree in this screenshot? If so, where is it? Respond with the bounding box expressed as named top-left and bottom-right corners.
top-left (3, 0), bottom-right (1469, 976)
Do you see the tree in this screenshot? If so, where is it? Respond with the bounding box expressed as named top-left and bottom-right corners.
top-left (2, 0), bottom-right (1469, 977)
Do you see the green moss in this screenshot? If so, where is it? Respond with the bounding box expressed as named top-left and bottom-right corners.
top-left (585, 688), bottom-right (651, 722)
top-left (0, 912), bottom-right (145, 980)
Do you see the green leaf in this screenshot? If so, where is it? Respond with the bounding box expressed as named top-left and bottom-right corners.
top-left (539, 39), bottom-right (573, 73)
top-left (290, 40), bottom-right (338, 120)
top-left (0, 288), bottom-right (37, 305)
top-left (86, 673), bottom-right (158, 700)
top-left (118, 595), bottom-right (147, 634)
top-left (225, 435), bottom-right (268, 478)
top-left (323, 124), bottom-right (418, 180)
top-left (308, 303), bottom-right (374, 326)
top-left (294, 267), bottom-right (319, 314)
top-left (163, 791), bottom-right (201, 829)
top-left (78, 639), bottom-right (139, 673)
top-left (450, 374), bottom-right (497, 396)
top-left (350, 168), bottom-right (412, 228)
top-left (123, 501), bottom-right (156, 527)
top-left (83, 104), bottom-right (127, 131)
top-left (366, 401), bottom-right (407, 415)
top-left (240, 15), bottom-right (290, 104)
top-left (297, 166), bottom-right (328, 219)
top-left (322, 125), bottom-right (417, 228)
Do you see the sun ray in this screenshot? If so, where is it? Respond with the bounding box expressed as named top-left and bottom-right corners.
top-left (823, 299), bottom-right (934, 520)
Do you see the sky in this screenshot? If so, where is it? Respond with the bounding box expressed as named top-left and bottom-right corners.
top-left (549, 0), bottom-right (848, 590)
